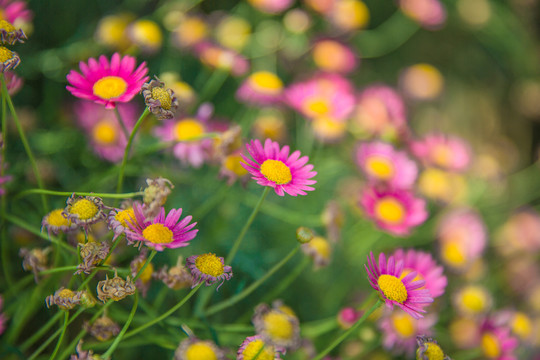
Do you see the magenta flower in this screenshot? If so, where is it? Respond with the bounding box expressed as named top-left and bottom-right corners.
top-left (125, 202), bottom-right (197, 251)
top-left (400, 0), bottom-right (446, 30)
top-left (359, 185), bottom-right (428, 236)
top-left (391, 248), bottom-right (447, 299)
top-left (409, 132), bottom-right (471, 172)
top-left (379, 309), bottom-right (437, 355)
top-left (479, 320), bottom-right (518, 360)
top-left (356, 141), bottom-right (418, 189)
top-left (66, 52), bottom-right (149, 109)
top-left (0, 0), bottom-right (33, 26)
top-left (241, 138), bottom-right (317, 196)
top-left (365, 252), bottom-right (433, 319)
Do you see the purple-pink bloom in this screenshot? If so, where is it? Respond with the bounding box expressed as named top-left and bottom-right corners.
top-left (479, 319), bottom-right (519, 360)
top-left (409, 132), bottom-right (471, 172)
top-left (400, 0), bottom-right (446, 30)
top-left (236, 71), bottom-right (284, 106)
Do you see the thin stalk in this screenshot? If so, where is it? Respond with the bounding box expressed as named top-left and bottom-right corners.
top-left (49, 311), bottom-right (69, 360)
top-left (206, 245), bottom-right (301, 316)
top-left (226, 187), bottom-right (270, 264)
top-left (133, 249), bottom-right (157, 281)
top-left (102, 292), bottom-right (139, 358)
top-left (113, 106), bottom-right (130, 141)
top-left (312, 299), bottom-right (382, 360)
top-left (1, 74), bottom-right (48, 211)
top-left (116, 108), bottom-right (149, 194)
top-left (261, 256), bottom-right (309, 303)
top-left (15, 189), bottom-right (143, 200)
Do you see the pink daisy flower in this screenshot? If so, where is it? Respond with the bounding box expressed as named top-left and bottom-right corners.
top-left (391, 248), bottom-right (447, 299)
top-left (409, 132), bottom-right (471, 172)
top-left (241, 138), bottom-right (317, 196)
top-left (351, 84), bottom-right (408, 140)
top-left (247, 0), bottom-right (293, 14)
top-left (312, 39), bottom-right (358, 74)
top-left (236, 71), bottom-right (284, 106)
top-left (66, 52), bottom-right (149, 109)
top-left (359, 185), bottom-right (428, 236)
top-left (379, 309), bottom-right (437, 356)
top-left (356, 141), bottom-right (418, 189)
top-left (365, 251), bottom-right (433, 319)
top-left (0, 0), bottom-right (33, 27)
top-left (479, 320), bottom-right (519, 360)
top-left (285, 73), bottom-right (355, 121)
top-left (74, 101), bottom-right (138, 163)
top-left (399, 0), bottom-right (446, 30)
top-left (125, 202), bottom-right (198, 251)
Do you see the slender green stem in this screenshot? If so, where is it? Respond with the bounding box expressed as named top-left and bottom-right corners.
top-left (1, 74), bottom-right (48, 212)
top-left (312, 299), bottom-right (383, 360)
top-left (102, 292), bottom-right (139, 358)
top-left (21, 311), bottom-right (63, 351)
top-left (49, 311), bottom-right (69, 360)
top-left (134, 250), bottom-right (157, 281)
top-left (261, 256), bottom-right (309, 304)
top-left (15, 189), bottom-right (143, 200)
top-left (117, 108), bottom-right (150, 194)
top-left (226, 187), bottom-right (270, 264)
top-left (206, 245), bottom-right (301, 316)
top-left (114, 106), bottom-right (130, 141)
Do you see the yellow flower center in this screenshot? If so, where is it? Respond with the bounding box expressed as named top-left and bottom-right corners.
top-left (512, 312), bottom-right (532, 339)
top-left (304, 98), bottom-right (330, 116)
top-left (224, 154), bottom-right (248, 176)
top-left (92, 76), bottom-right (128, 100)
top-left (374, 197), bottom-right (405, 224)
top-left (391, 312), bottom-right (415, 338)
top-left (137, 262), bottom-right (154, 283)
top-left (58, 288), bottom-right (75, 299)
top-left (313, 41), bottom-right (347, 71)
top-left (185, 342), bottom-right (218, 360)
top-left (365, 155), bottom-right (394, 179)
top-left (481, 332), bottom-right (501, 358)
top-left (0, 46), bottom-right (13, 62)
top-left (260, 159), bottom-right (292, 185)
top-left (174, 118), bottom-right (205, 141)
top-left (177, 18), bottom-right (208, 46)
top-left (460, 286), bottom-right (487, 313)
top-left (0, 20), bottom-right (16, 32)
top-left (142, 223), bottom-right (173, 244)
top-left (263, 311), bottom-right (293, 340)
top-left (377, 274), bottom-right (408, 303)
top-left (417, 342), bottom-right (445, 360)
top-left (47, 209), bottom-right (71, 227)
top-left (69, 199), bottom-right (99, 220)
top-left (131, 19), bottom-right (162, 47)
top-left (250, 71), bottom-right (283, 94)
top-left (151, 87), bottom-right (172, 110)
top-left (308, 236), bottom-right (331, 260)
top-left (115, 208), bottom-right (135, 228)
top-left (242, 339), bottom-right (274, 360)
top-left (92, 120), bottom-right (117, 145)
top-left (441, 241), bottom-right (466, 267)
top-left (195, 253), bottom-right (224, 277)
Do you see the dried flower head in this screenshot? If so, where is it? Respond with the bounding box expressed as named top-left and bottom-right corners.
top-left (63, 195), bottom-right (106, 229)
top-left (0, 19), bottom-right (26, 44)
top-left (154, 255), bottom-right (192, 290)
top-left (252, 302), bottom-right (301, 350)
top-left (46, 287), bottom-right (82, 310)
top-left (70, 340), bottom-right (100, 360)
top-left (19, 247), bottom-right (51, 282)
top-left (76, 240), bottom-right (110, 275)
top-left (107, 205), bottom-right (136, 242)
top-left (0, 46), bottom-right (20, 72)
top-left (186, 253), bottom-right (233, 290)
top-left (130, 249), bottom-right (154, 297)
top-left (79, 290), bottom-right (98, 308)
top-left (237, 335), bottom-right (285, 360)
top-left (174, 337), bottom-right (226, 360)
top-left (213, 124), bottom-right (243, 160)
top-left (41, 208), bottom-right (77, 236)
top-left (96, 271), bottom-right (136, 302)
top-left (85, 315), bottom-right (121, 341)
top-left (143, 177), bottom-right (174, 218)
top-left (141, 76), bottom-right (179, 120)
top-left (416, 336), bottom-right (452, 360)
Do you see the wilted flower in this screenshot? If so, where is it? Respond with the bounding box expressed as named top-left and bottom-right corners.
top-left (252, 302), bottom-right (301, 350)
top-left (85, 315), bottom-right (120, 341)
top-left (63, 195), bottom-right (106, 229)
top-left (142, 177), bottom-right (174, 218)
top-left (42, 208), bottom-right (78, 236)
top-left (0, 19), bottom-right (25, 44)
top-left (46, 287), bottom-right (82, 310)
top-left (19, 247), bottom-right (51, 282)
top-left (141, 76), bottom-right (178, 120)
top-left (0, 46), bottom-right (20, 72)
top-left (70, 340), bottom-right (100, 360)
top-left (76, 240), bottom-right (110, 275)
top-left (96, 271), bottom-right (136, 302)
top-left (416, 336), bottom-right (452, 360)
top-left (237, 335), bottom-right (285, 360)
top-left (174, 337), bottom-right (226, 360)
top-left (154, 256), bottom-right (192, 290)
top-left (186, 253), bottom-right (232, 290)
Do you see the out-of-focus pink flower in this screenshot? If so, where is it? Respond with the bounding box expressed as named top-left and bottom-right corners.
top-left (399, 0), bottom-right (446, 30)
top-left (312, 39), bottom-right (358, 74)
top-left (193, 41), bottom-right (249, 77)
top-left (410, 133), bottom-right (471, 172)
top-left (247, 0), bottom-right (294, 14)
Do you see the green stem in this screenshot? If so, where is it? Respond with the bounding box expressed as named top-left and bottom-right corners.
top-left (102, 292), bottom-right (139, 358)
top-left (49, 311), bottom-right (69, 360)
top-left (16, 189), bottom-right (143, 200)
top-left (134, 249), bottom-right (157, 281)
top-left (114, 106), bottom-right (130, 142)
top-left (261, 256), bottom-right (309, 304)
top-left (116, 108), bottom-right (150, 194)
top-left (312, 299), bottom-right (382, 360)
top-left (206, 245), bottom-right (301, 316)
top-left (226, 187), bottom-right (270, 264)
top-left (1, 74), bottom-right (48, 212)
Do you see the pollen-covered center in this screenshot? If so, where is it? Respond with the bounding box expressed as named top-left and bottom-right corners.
top-left (92, 120), bottom-right (117, 145)
top-left (151, 87), bottom-right (172, 110)
top-left (0, 20), bottom-right (16, 32)
top-left (365, 155), bottom-right (394, 179)
top-left (93, 76), bottom-right (128, 100)
top-left (391, 312), bottom-right (415, 338)
top-left (47, 209), bottom-right (71, 227)
top-left (242, 339), bottom-right (274, 360)
top-left (377, 274), bottom-right (408, 303)
top-left (263, 311), bottom-right (293, 340)
top-left (304, 98), bottom-right (330, 116)
top-left (185, 342), bottom-right (218, 360)
top-left (260, 159), bottom-right (292, 185)
top-left (69, 199), bottom-right (99, 220)
top-left (0, 46), bottom-right (13, 62)
top-left (195, 253), bottom-right (224, 277)
top-left (481, 332), bottom-right (501, 358)
top-left (142, 223), bottom-right (173, 244)
top-left (374, 197), bottom-right (405, 224)
top-left (250, 71), bottom-right (283, 94)
top-left (115, 208), bottom-right (135, 228)
top-left (174, 118), bottom-right (205, 141)
top-left (58, 288), bottom-right (75, 299)
top-left (418, 342), bottom-right (445, 360)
